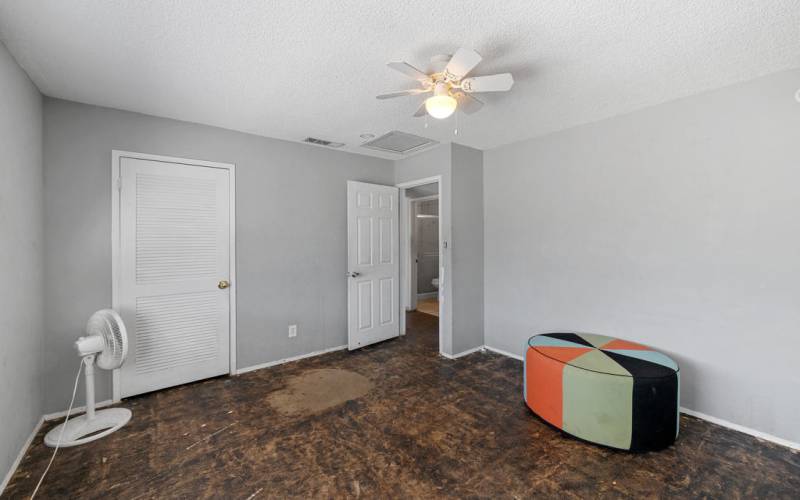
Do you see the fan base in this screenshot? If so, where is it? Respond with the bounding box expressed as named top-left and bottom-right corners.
top-left (44, 408), bottom-right (132, 448)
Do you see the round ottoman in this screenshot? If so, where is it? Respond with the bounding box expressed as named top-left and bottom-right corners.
top-left (524, 333), bottom-right (679, 452)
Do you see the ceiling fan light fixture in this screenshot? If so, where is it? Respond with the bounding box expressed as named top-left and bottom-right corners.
top-left (425, 82), bottom-right (457, 119)
top-left (425, 95), bottom-right (457, 119)
top-left (379, 48), bottom-right (512, 119)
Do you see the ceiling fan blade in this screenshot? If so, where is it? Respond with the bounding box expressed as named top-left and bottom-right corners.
top-left (413, 102), bottom-right (427, 117)
top-left (444, 48), bottom-right (482, 81)
top-left (461, 73), bottom-right (514, 93)
top-left (387, 62), bottom-right (431, 83)
top-left (453, 92), bottom-right (484, 114)
top-left (376, 88), bottom-right (430, 100)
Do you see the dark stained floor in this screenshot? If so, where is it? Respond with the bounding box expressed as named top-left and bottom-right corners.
top-left (5, 312), bottom-right (799, 499)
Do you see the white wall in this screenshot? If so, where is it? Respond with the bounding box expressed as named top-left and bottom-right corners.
top-left (484, 68), bottom-right (800, 443)
top-left (0, 41), bottom-right (43, 483)
top-left (43, 98), bottom-right (393, 413)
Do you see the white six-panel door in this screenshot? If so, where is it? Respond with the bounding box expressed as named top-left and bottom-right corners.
top-left (347, 181), bottom-right (399, 349)
top-left (116, 155), bottom-right (233, 398)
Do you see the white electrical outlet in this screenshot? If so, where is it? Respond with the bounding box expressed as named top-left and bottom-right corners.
top-left (288, 324), bottom-right (298, 338)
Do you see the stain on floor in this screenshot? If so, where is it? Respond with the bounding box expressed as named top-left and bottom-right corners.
top-left (3, 312), bottom-right (799, 498)
top-left (266, 368), bottom-right (373, 415)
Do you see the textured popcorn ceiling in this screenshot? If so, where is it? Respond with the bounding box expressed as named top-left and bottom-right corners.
top-left (1, 1), bottom-right (798, 158)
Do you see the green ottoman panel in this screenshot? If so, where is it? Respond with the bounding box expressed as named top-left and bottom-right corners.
top-left (524, 332), bottom-right (680, 452)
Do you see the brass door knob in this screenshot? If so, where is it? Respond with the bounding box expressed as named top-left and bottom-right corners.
top-left (218, 280), bottom-right (230, 289)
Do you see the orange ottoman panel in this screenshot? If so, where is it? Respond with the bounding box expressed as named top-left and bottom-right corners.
top-left (525, 346), bottom-right (591, 428)
top-left (524, 332), bottom-right (680, 452)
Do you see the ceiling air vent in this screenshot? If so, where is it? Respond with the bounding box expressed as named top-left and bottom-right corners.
top-left (303, 137), bottom-right (345, 148)
top-left (361, 131), bottom-right (438, 155)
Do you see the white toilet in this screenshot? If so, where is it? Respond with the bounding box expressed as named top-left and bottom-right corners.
top-left (431, 278), bottom-right (439, 289)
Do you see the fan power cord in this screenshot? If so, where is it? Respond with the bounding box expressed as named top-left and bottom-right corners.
top-left (30, 359), bottom-right (84, 499)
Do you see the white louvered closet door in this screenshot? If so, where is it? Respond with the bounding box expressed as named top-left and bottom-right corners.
top-left (118, 157), bottom-right (231, 398)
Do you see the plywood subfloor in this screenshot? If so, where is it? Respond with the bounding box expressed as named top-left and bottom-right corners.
top-left (417, 297), bottom-right (439, 317)
top-left (4, 312), bottom-right (799, 498)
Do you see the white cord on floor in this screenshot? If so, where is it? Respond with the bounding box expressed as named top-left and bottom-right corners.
top-left (30, 359), bottom-right (84, 499)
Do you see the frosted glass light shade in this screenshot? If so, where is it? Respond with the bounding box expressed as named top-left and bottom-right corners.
top-left (425, 95), bottom-right (457, 119)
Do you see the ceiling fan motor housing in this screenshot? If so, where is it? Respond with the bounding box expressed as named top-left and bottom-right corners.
top-left (432, 81), bottom-right (451, 97)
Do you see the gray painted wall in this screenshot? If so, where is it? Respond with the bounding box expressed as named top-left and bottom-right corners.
top-left (451, 144), bottom-right (484, 354)
top-left (0, 42), bottom-right (43, 481)
top-left (395, 143), bottom-right (485, 355)
top-left (396, 145), bottom-right (454, 354)
top-left (484, 68), bottom-right (800, 443)
top-left (43, 98), bottom-right (393, 412)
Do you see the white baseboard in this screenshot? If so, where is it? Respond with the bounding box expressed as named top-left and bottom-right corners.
top-left (1, 416), bottom-right (43, 495)
top-left (2, 344), bottom-right (346, 493)
top-left (440, 345), bottom-right (485, 359)
top-left (236, 345), bottom-right (348, 375)
top-left (483, 345), bottom-right (524, 361)
top-left (3, 343), bottom-right (790, 498)
top-left (4, 401), bottom-right (118, 494)
top-left (680, 407), bottom-right (800, 451)
top-left (483, 344), bottom-right (798, 451)
top-left (416, 292), bottom-right (437, 300)
top-left (43, 399), bottom-right (114, 422)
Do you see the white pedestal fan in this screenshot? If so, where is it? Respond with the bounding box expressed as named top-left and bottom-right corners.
top-left (44, 309), bottom-right (132, 447)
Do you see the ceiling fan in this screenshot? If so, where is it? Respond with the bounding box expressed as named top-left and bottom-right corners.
top-left (377, 48), bottom-right (514, 119)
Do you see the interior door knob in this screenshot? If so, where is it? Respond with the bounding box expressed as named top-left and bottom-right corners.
top-left (218, 280), bottom-right (230, 289)
top-left (347, 272), bottom-right (361, 278)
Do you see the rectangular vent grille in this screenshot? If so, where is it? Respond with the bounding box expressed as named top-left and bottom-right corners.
top-left (361, 131), bottom-right (438, 154)
top-left (303, 137), bottom-right (345, 148)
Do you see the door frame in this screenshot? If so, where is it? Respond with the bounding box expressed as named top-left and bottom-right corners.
top-left (397, 176), bottom-right (443, 355)
top-left (110, 150), bottom-right (237, 402)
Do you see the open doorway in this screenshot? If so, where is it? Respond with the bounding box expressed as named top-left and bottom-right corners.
top-left (398, 177), bottom-right (442, 354)
top-left (410, 192), bottom-right (439, 317)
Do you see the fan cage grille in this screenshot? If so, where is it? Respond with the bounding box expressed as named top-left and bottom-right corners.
top-left (86, 309), bottom-right (127, 370)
